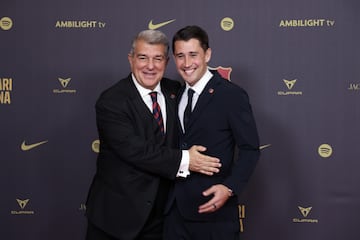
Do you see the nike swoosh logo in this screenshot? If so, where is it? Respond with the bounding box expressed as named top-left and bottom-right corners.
top-left (259, 144), bottom-right (271, 150)
top-left (21, 140), bottom-right (48, 151)
top-left (148, 19), bottom-right (176, 30)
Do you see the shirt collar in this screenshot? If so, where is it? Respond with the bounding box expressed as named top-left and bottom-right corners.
top-left (185, 69), bottom-right (213, 95)
top-left (131, 73), bottom-right (162, 98)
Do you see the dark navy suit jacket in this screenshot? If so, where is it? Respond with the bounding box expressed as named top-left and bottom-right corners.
top-left (166, 71), bottom-right (260, 221)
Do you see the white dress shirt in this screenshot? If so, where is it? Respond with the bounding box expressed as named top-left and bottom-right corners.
top-left (178, 69), bottom-right (213, 132)
top-left (131, 74), bottom-right (190, 177)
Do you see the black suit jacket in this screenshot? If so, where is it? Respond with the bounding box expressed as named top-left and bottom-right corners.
top-left (166, 71), bottom-right (260, 221)
top-left (86, 74), bottom-right (181, 239)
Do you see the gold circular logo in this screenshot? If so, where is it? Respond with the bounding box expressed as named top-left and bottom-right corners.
top-left (0, 17), bottom-right (13, 30)
top-left (92, 139), bottom-right (100, 153)
top-left (318, 144), bottom-right (333, 158)
top-left (220, 17), bottom-right (234, 31)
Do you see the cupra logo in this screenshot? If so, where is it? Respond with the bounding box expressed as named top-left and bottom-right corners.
top-left (283, 79), bottom-right (297, 90)
top-left (16, 199), bottom-right (29, 209)
top-left (293, 205), bottom-right (318, 223)
top-left (11, 198), bottom-right (34, 215)
top-left (278, 78), bottom-right (302, 96)
top-left (21, 140), bottom-right (48, 151)
top-left (148, 19), bottom-right (175, 30)
top-left (54, 77), bottom-right (76, 93)
top-left (298, 206), bottom-right (312, 217)
top-left (58, 78), bottom-right (71, 88)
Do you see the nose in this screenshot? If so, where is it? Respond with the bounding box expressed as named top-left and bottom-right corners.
top-left (146, 58), bottom-right (155, 69)
top-left (184, 56), bottom-right (191, 67)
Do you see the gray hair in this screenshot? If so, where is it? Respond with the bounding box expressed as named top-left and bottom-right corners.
top-left (129, 29), bottom-right (169, 57)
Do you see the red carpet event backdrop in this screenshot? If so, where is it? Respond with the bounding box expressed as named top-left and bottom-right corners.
top-left (1, 0), bottom-right (359, 239)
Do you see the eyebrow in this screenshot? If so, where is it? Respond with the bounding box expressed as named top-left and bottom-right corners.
top-left (136, 53), bottom-right (165, 57)
top-left (175, 51), bottom-right (198, 55)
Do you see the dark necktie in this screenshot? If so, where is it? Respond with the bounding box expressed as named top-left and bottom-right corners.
top-left (183, 88), bottom-right (194, 131)
top-left (149, 92), bottom-right (165, 135)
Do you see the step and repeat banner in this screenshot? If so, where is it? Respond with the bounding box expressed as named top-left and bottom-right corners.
top-left (1, 0), bottom-right (359, 239)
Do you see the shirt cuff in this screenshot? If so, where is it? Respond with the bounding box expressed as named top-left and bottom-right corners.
top-left (176, 150), bottom-right (190, 177)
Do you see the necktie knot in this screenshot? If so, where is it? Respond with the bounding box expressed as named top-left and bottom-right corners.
top-left (150, 91), bottom-right (157, 102)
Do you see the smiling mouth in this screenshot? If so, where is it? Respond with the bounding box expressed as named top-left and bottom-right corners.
top-left (143, 71), bottom-right (157, 77)
top-left (183, 68), bottom-right (195, 75)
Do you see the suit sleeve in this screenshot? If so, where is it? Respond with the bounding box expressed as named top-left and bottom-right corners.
top-left (223, 87), bottom-right (260, 196)
top-left (95, 91), bottom-right (182, 180)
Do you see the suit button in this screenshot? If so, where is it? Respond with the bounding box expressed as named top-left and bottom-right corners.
top-left (147, 201), bottom-right (152, 206)
top-left (181, 143), bottom-right (188, 149)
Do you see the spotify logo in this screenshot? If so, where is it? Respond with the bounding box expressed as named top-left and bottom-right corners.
top-left (221, 17), bottom-right (234, 31)
top-left (318, 144), bottom-right (333, 158)
top-left (92, 139), bottom-right (100, 153)
top-left (0, 17), bottom-right (13, 30)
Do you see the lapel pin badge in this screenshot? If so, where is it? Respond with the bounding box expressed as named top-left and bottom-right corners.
top-left (209, 88), bottom-right (214, 94)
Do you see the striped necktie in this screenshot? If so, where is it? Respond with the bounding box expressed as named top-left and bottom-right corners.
top-left (149, 92), bottom-right (164, 135)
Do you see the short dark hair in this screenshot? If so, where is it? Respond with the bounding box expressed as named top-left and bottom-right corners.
top-left (172, 25), bottom-right (209, 53)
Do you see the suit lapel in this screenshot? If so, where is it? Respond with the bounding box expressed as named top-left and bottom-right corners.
top-left (128, 76), bottom-right (180, 139)
top-left (161, 81), bottom-right (179, 142)
top-left (186, 75), bottom-right (222, 129)
top-left (124, 76), bottom-right (155, 125)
